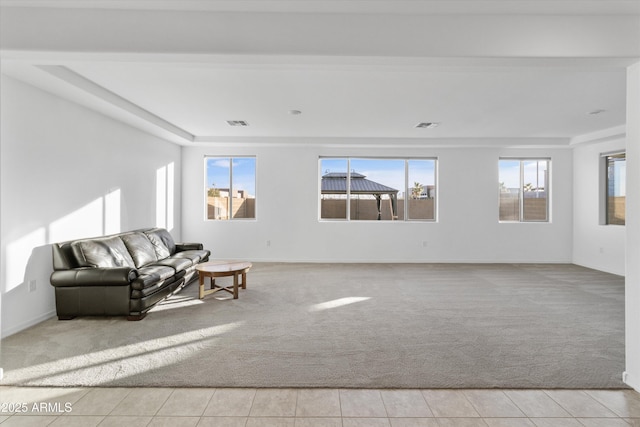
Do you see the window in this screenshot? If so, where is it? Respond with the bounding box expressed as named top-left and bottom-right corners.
top-left (605, 152), bottom-right (626, 225)
top-left (205, 157), bottom-right (256, 220)
top-left (319, 157), bottom-right (437, 221)
top-left (499, 158), bottom-right (549, 222)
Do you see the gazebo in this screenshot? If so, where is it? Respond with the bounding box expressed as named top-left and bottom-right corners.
top-left (321, 172), bottom-right (399, 220)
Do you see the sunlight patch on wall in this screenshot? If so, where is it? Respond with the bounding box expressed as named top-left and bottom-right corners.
top-left (104, 189), bottom-right (121, 235)
top-left (309, 297), bottom-right (371, 312)
top-left (167, 162), bottom-right (174, 231)
top-left (156, 162), bottom-right (175, 231)
top-left (48, 190), bottom-right (121, 242)
top-left (4, 228), bottom-right (46, 293)
top-left (49, 197), bottom-right (103, 243)
top-left (156, 165), bottom-right (167, 228)
top-left (2, 189), bottom-right (123, 295)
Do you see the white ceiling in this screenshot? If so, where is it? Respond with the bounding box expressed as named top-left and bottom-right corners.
top-left (3, 0), bottom-right (640, 15)
top-left (66, 62), bottom-right (627, 140)
top-left (1, 0), bottom-right (639, 147)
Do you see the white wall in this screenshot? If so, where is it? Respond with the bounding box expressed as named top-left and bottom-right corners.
top-left (0, 75), bottom-right (182, 337)
top-left (572, 138), bottom-right (626, 276)
top-left (625, 61), bottom-right (640, 391)
top-left (183, 143), bottom-right (573, 263)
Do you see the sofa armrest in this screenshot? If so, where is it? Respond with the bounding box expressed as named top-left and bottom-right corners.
top-left (175, 243), bottom-right (203, 251)
top-left (51, 267), bottom-right (138, 287)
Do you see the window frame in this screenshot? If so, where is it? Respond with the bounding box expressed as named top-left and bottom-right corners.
top-left (601, 151), bottom-right (626, 226)
top-left (318, 156), bottom-right (438, 222)
top-left (498, 157), bottom-right (551, 223)
top-left (204, 155), bottom-right (257, 221)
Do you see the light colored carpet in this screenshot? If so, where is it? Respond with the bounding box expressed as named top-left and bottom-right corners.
top-left (0, 263), bottom-right (626, 389)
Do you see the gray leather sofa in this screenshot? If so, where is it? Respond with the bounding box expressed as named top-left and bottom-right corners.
top-left (50, 228), bottom-right (210, 320)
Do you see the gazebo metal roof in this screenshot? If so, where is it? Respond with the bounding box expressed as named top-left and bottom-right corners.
top-left (321, 172), bottom-right (398, 194)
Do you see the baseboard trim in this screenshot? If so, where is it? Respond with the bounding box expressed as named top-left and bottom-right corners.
top-left (573, 261), bottom-right (625, 277)
top-left (230, 258), bottom-right (575, 264)
top-left (623, 371), bottom-right (640, 391)
top-left (1, 310), bottom-right (56, 339)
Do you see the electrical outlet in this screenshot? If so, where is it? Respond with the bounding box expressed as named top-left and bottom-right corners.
top-left (422, 241), bottom-right (428, 247)
top-left (266, 240), bottom-right (271, 247)
top-left (28, 280), bottom-right (36, 292)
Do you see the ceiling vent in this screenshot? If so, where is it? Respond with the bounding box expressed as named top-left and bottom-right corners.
top-left (226, 120), bottom-right (249, 127)
top-left (415, 122), bottom-right (440, 129)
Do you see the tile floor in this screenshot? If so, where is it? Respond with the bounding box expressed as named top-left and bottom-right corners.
top-left (1, 387), bottom-right (640, 426)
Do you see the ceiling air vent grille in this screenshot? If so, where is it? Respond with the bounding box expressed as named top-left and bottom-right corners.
top-left (226, 120), bottom-right (249, 127)
top-left (415, 122), bottom-right (440, 129)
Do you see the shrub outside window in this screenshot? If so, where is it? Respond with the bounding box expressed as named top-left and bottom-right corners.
top-left (499, 158), bottom-right (549, 222)
top-left (319, 157), bottom-right (437, 221)
top-left (205, 156), bottom-right (256, 220)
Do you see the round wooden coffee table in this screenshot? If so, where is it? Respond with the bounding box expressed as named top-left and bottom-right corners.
top-left (196, 260), bottom-right (252, 299)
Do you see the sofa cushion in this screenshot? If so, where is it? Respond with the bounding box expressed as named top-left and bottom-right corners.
top-left (152, 257), bottom-right (193, 272)
top-left (132, 265), bottom-right (176, 290)
top-left (71, 237), bottom-right (136, 268)
top-left (144, 228), bottom-right (176, 258)
top-left (172, 249), bottom-right (210, 265)
top-left (121, 232), bottom-right (158, 268)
